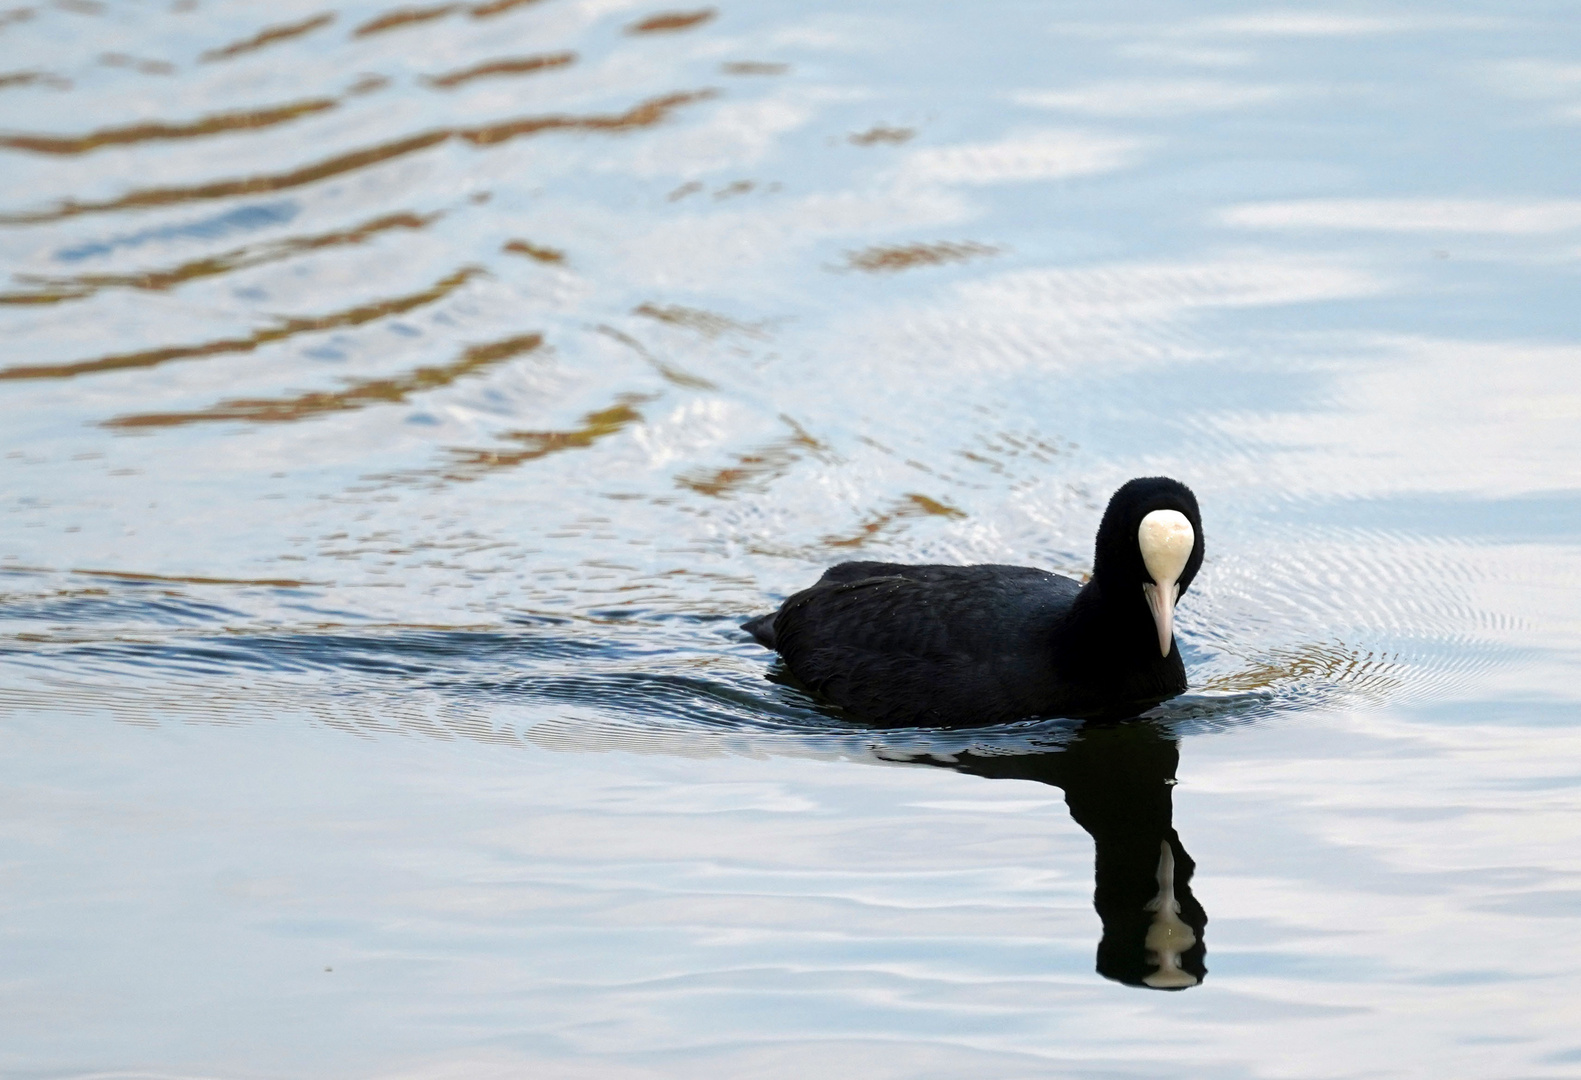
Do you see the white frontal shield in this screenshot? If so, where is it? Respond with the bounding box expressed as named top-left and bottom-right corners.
top-left (1138, 509), bottom-right (1193, 658)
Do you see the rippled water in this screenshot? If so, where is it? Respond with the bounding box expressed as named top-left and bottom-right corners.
top-left (3, 1), bottom-right (1581, 1076)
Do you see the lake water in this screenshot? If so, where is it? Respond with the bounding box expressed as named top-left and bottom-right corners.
top-left (3, 1), bottom-right (1580, 1076)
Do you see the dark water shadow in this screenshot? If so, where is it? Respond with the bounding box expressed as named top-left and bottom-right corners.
top-left (894, 720), bottom-right (1207, 991)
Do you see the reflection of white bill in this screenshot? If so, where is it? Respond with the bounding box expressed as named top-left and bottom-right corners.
top-left (1143, 841), bottom-right (1200, 989)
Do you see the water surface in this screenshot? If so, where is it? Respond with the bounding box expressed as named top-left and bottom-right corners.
top-left (3, 1), bottom-right (1580, 1076)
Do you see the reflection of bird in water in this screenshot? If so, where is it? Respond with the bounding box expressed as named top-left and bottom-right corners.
top-left (907, 720), bottom-right (1207, 989)
top-left (743, 477), bottom-right (1205, 726)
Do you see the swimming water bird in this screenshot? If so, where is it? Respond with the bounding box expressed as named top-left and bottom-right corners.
top-left (742, 477), bottom-right (1204, 726)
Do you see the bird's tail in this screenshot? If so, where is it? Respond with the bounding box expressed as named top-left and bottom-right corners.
top-left (741, 612), bottom-right (777, 648)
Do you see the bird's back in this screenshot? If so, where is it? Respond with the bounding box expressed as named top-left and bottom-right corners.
top-left (760, 561), bottom-right (1082, 725)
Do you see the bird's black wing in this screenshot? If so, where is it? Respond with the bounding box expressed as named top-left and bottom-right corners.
top-left (770, 564), bottom-right (1077, 725)
top-left (742, 561), bottom-right (1026, 647)
top-left (810, 561), bottom-right (922, 586)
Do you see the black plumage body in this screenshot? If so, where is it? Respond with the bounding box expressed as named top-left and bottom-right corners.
top-left (742, 477), bottom-right (1204, 727)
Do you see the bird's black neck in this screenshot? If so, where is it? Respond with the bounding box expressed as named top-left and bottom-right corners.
top-left (1053, 575), bottom-right (1185, 713)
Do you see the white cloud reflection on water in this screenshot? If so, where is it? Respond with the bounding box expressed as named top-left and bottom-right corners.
top-left (894, 129), bottom-right (1145, 185)
top-left (1220, 199), bottom-right (1581, 234)
top-left (1016, 79), bottom-right (1286, 117)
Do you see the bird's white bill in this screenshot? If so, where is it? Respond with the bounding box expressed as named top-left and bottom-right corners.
top-left (1142, 580), bottom-right (1179, 657)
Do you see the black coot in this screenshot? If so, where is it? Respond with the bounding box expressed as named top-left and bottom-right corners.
top-left (742, 476), bottom-right (1204, 725)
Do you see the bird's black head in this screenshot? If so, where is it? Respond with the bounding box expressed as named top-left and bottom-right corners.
top-left (1091, 476), bottom-right (1205, 596)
